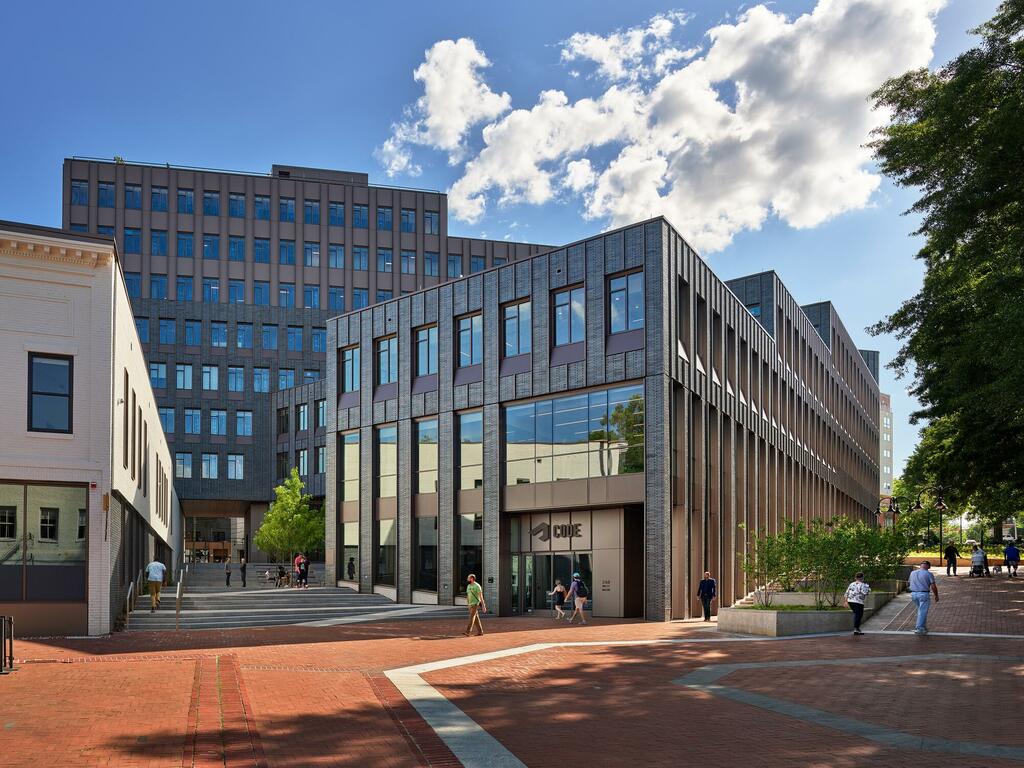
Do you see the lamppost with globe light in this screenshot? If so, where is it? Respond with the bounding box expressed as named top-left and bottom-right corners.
top-left (913, 486), bottom-right (948, 551)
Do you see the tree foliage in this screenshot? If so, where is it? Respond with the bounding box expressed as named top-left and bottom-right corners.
top-left (868, 1), bottom-right (1024, 526)
top-left (254, 468), bottom-right (324, 562)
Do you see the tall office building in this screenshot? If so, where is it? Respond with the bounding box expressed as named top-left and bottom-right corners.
top-left (62, 158), bottom-right (546, 559)
top-left (879, 392), bottom-right (894, 495)
top-left (325, 219), bottom-right (880, 620)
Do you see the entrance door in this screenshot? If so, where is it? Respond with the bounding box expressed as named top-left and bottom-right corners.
top-left (532, 555), bottom-right (552, 614)
top-left (510, 552), bottom-right (592, 614)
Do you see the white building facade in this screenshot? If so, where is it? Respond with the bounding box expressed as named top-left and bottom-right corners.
top-left (0, 221), bottom-right (181, 636)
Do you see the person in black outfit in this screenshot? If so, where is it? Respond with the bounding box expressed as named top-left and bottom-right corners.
top-left (697, 571), bottom-right (717, 621)
top-left (347, 557), bottom-right (356, 581)
top-left (224, 557), bottom-right (231, 587)
top-left (240, 556), bottom-right (247, 588)
top-left (943, 542), bottom-right (960, 576)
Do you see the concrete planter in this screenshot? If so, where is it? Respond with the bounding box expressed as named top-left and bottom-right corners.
top-left (765, 591), bottom-right (895, 611)
top-left (718, 606), bottom-right (855, 637)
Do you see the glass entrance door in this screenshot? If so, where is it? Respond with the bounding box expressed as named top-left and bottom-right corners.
top-left (511, 551), bottom-right (593, 614)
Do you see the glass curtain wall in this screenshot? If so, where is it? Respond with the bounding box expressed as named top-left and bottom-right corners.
top-left (414, 516), bottom-right (438, 591)
top-left (339, 432), bottom-right (359, 582)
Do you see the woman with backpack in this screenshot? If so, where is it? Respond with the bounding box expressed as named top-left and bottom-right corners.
top-left (565, 572), bottom-right (589, 625)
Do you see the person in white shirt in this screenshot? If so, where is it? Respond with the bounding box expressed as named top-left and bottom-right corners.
top-left (145, 559), bottom-right (167, 613)
top-left (844, 572), bottom-right (871, 635)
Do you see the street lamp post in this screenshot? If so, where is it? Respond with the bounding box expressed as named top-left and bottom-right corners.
top-left (913, 486), bottom-right (948, 554)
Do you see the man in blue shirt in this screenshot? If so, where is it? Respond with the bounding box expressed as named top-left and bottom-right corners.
top-left (697, 571), bottom-right (717, 622)
top-left (908, 561), bottom-right (939, 635)
top-left (1004, 542), bottom-right (1020, 578)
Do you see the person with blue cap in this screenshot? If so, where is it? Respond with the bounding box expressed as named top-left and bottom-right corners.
top-left (564, 571), bottom-right (589, 625)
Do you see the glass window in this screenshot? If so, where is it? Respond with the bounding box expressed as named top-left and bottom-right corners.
top-left (494, 257), bottom-right (507, 266)
top-left (176, 364), bottom-right (193, 390)
top-left (236, 410), bottom-right (253, 436)
top-left (328, 244), bottom-right (344, 269)
top-left (202, 191), bottom-right (220, 216)
top-left (279, 197), bottom-right (295, 222)
top-left (352, 288), bottom-right (368, 309)
top-left (377, 206), bottom-right (393, 230)
top-left (377, 290), bottom-right (392, 303)
top-left (151, 186), bottom-right (168, 212)
top-left (746, 302), bottom-right (761, 317)
top-left (159, 407), bottom-right (174, 433)
top-left (554, 287), bottom-right (585, 346)
top-left (447, 255), bottom-right (463, 278)
top-left (424, 211), bottom-right (439, 235)
top-left (0, 506), bottom-right (16, 541)
top-left (177, 232), bottom-right (193, 258)
top-left (177, 189), bottom-right (194, 214)
top-left (98, 182), bottom-right (115, 208)
top-left (210, 409), bottom-right (227, 435)
top-left (287, 326), bottom-right (303, 351)
top-left (415, 326), bottom-right (438, 376)
top-left (304, 286), bottom-right (320, 309)
top-left (229, 193), bottom-right (245, 218)
top-left (262, 325), bottom-right (278, 350)
top-left (329, 287), bottom-right (345, 311)
top-left (296, 448), bottom-right (308, 475)
top-left (151, 229), bottom-right (168, 256)
top-left (229, 236), bottom-right (245, 261)
top-left (125, 272), bottom-right (141, 298)
top-left (304, 369), bottom-right (320, 383)
top-left (228, 366), bottom-right (244, 392)
top-left (69, 223), bottom-right (87, 233)
top-left (377, 337), bottom-right (398, 385)
top-left (353, 204), bottom-right (368, 228)
top-left (176, 277), bottom-right (194, 302)
top-left (124, 228), bottom-right (141, 255)
top-left (254, 238), bottom-right (270, 263)
top-left (414, 517), bottom-right (438, 591)
top-left (202, 234), bottom-right (219, 260)
top-left (228, 279), bottom-right (245, 304)
top-left (71, 180), bottom-right (88, 206)
top-left (254, 195), bottom-right (270, 220)
top-left (424, 251), bottom-right (439, 277)
top-left (317, 445), bottom-right (326, 474)
top-left (149, 362), bottom-right (167, 388)
top-left (184, 408), bottom-right (201, 434)
top-left (237, 322), bottom-right (253, 349)
top-left (470, 256), bottom-right (485, 274)
top-left (202, 365), bottom-right (219, 391)
top-left (352, 247), bottom-right (368, 271)
top-left (135, 317), bottom-right (149, 343)
top-left (279, 239), bottom-right (295, 265)
top-left (377, 248), bottom-right (393, 273)
top-left (458, 314), bottom-right (483, 367)
top-left (304, 200), bottom-right (320, 225)
top-left (150, 274), bottom-right (168, 300)
top-left (124, 184), bottom-right (142, 209)
top-left (503, 301), bottom-right (531, 357)
top-left (341, 347), bottom-right (360, 392)
top-left (458, 411), bottom-right (483, 490)
top-left (458, 513), bottom-right (483, 595)
top-left (340, 431), bottom-right (360, 501)
top-left (28, 354), bottom-right (72, 433)
top-left (609, 272), bottom-right (645, 333)
top-left (278, 368), bottom-right (295, 389)
top-left (312, 328), bottom-right (326, 352)
top-left (296, 404), bottom-right (308, 432)
top-left (341, 517), bottom-right (359, 582)
top-left (276, 451), bottom-right (289, 478)
top-left (377, 425), bottom-right (397, 498)
top-left (97, 225), bottom-right (114, 236)
top-left (329, 202), bottom-right (345, 226)
top-left (158, 318), bottom-right (175, 344)
top-left (201, 453), bottom-right (218, 479)
top-left (316, 398), bottom-right (327, 429)
top-left (227, 454), bottom-right (244, 480)
top-left (175, 452), bottom-right (192, 478)
top-left (6, 485), bottom-right (89, 599)
top-left (279, 283), bottom-right (295, 307)
top-left (401, 250), bottom-right (416, 275)
top-left (416, 419), bottom-right (438, 494)
top-left (304, 241), bottom-right (320, 267)
top-left (376, 518), bottom-right (396, 585)
top-left (211, 321), bottom-right (227, 347)
top-left (185, 320), bottom-right (201, 346)
top-left (253, 367), bottom-right (270, 393)
top-left (254, 281), bottom-right (270, 305)
top-left (400, 208), bottom-right (416, 233)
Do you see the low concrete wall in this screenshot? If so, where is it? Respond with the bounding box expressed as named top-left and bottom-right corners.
top-left (719, 607), bottom-right (854, 636)
top-left (768, 591), bottom-right (895, 611)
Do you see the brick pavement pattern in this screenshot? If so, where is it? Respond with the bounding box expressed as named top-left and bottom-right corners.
top-left (0, 574), bottom-right (1019, 767)
top-left (885, 570), bottom-right (1024, 634)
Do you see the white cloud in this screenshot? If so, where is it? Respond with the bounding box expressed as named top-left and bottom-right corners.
top-left (380, 0), bottom-right (944, 253)
top-left (376, 38), bottom-right (511, 177)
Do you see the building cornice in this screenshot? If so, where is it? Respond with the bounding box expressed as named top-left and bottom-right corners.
top-left (0, 232), bottom-right (114, 268)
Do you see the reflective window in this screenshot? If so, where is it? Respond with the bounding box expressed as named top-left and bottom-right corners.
top-left (254, 195), bottom-right (270, 220)
top-left (28, 354), bottom-right (72, 433)
top-left (416, 419), bottom-right (438, 494)
top-left (470, 256), bottom-right (485, 274)
top-left (210, 409), bottom-right (227, 435)
top-left (448, 255), bottom-right (463, 278)
top-left (177, 189), bottom-right (194, 214)
top-left (98, 182), bottom-right (115, 208)
top-left (177, 232), bottom-right (193, 258)
top-left (253, 367), bottom-right (270, 393)
top-left (424, 211), bottom-right (439, 235)
top-left (159, 407), bottom-right (174, 433)
top-left (279, 239), bottom-right (295, 265)
top-left (457, 314), bottom-right (483, 367)
top-left (352, 288), bottom-right (368, 309)
top-left (202, 234), bottom-right (219, 260)
top-left (254, 238), bottom-right (270, 263)
top-left (237, 322), bottom-right (253, 349)
top-left (287, 326), bottom-right (303, 351)
top-left (377, 206), bottom-right (392, 230)
top-left (151, 230), bottom-right (168, 256)
top-left (158, 318), bottom-right (175, 344)
top-left (175, 453), bottom-right (192, 478)
top-left (184, 320), bottom-right (201, 346)
top-left (609, 272), bottom-right (645, 333)
top-left (341, 520), bottom-right (359, 582)
top-left (278, 368), bottom-right (295, 389)
top-left (304, 241), bottom-right (320, 267)
top-left (184, 408), bottom-right (201, 434)
top-left (377, 248), bottom-right (393, 273)
top-left (316, 399), bottom-right (327, 429)
top-left (210, 321), bottom-right (227, 347)
top-left (150, 275), bottom-right (168, 300)
top-left (124, 184), bottom-right (142, 209)
top-left (229, 280), bottom-right (245, 304)
top-left (151, 186), bottom-right (168, 211)
top-left (295, 404), bottom-right (308, 432)
top-left (279, 197), bottom-right (295, 222)
top-left (201, 453), bottom-right (218, 479)
top-left (150, 363), bottom-right (167, 388)
top-left (399, 250), bottom-right (415, 275)
top-left (317, 445), bottom-right (326, 474)
top-left (229, 236), bottom-right (245, 262)
top-left (201, 365), bottom-right (219, 391)
top-left (353, 204), bottom-right (368, 229)
top-left (312, 328), bottom-right (327, 352)
top-left (262, 325), bottom-right (278, 350)
top-left (254, 281), bottom-right (270, 306)
top-left (135, 317), bottom-right (149, 343)
top-left (377, 426), bottom-right (397, 498)
top-left (457, 513), bottom-right (483, 595)
top-left (503, 301), bottom-right (531, 357)
top-left (329, 245), bottom-right (344, 269)
top-left (553, 287), bottom-right (585, 346)
top-left (124, 228), bottom-right (141, 255)
top-left (415, 326), bottom-right (438, 376)
top-left (227, 454), bottom-right (244, 480)
top-left (304, 286), bottom-right (320, 309)
top-left (458, 412), bottom-right (483, 490)
top-left (376, 518), bottom-right (396, 585)
top-left (203, 191), bottom-right (220, 216)
top-left (341, 347), bottom-right (360, 393)
top-left (279, 283), bottom-right (295, 307)
top-left (424, 252), bottom-right (439, 277)
top-left (304, 200), bottom-right (320, 225)
top-left (125, 272), bottom-right (141, 298)
top-left (177, 277), bottom-right (194, 302)
top-left (377, 336), bottom-right (398, 385)
top-left (236, 410), bottom-right (253, 436)
top-left (340, 432), bottom-right (359, 501)
top-left (229, 193), bottom-right (245, 218)
top-left (352, 246), bottom-right (368, 271)
top-left (329, 202), bottom-right (345, 226)
top-left (377, 290), bottom-right (392, 302)
top-left (400, 208), bottom-right (416, 233)
top-left (414, 517), bottom-right (438, 592)
top-left (296, 448), bottom-right (308, 476)
top-left (228, 366), bottom-right (244, 392)
top-left (176, 364), bottom-right (193, 390)
top-left (70, 180), bottom-right (88, 206)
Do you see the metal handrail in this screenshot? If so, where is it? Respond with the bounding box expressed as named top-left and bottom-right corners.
top-left (125, 581), bottom-right (135, 631)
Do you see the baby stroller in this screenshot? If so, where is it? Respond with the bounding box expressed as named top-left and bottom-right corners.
top-left (969, 562), bottom-right (985, 577)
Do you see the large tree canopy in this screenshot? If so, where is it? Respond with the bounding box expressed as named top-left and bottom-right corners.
top-left (870, 1), bottom-right (1024, 524)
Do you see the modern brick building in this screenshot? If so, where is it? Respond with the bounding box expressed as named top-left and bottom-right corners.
top-left (878, 392), bottom-right (894, 495)
top-left (62, 158), bottom-right (546, 560)
top-left (325, 218), bottom-right (881, 620)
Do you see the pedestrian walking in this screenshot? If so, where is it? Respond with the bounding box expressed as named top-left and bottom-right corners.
top-left (908, 561), bottom-right (939, 635)
top-left (224, 557), bottom-right (231, 587)
top-left (145, 558), bottom-right (167, 613)
top-left (565, 572), bottom-right (589, 625)
top-left (548, 579), bottom-right (567, 620)
top-left (1004, 541), bottom-right (1020, 578)
top-left (943, 542), bottom-right (960, 576)
top-left (240, 556), bottom-right (247, 588)
top-left (297, 554), bottom-right (309, 589)
top-left (844, 572), bottom-right (870, 635)
top-left (697, 571), bottom-right (717, 622)
top-left (293, 552), bottom-right (303, 588)
top-left (347, 557), bottom-right (356, 581)
top-left (462, 574), bottom-right (487, 636)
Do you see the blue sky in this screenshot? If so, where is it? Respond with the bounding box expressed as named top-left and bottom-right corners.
top-left (0, 0), bottom-right (1001, 475)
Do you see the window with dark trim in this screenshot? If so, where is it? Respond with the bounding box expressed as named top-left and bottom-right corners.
top-left (415, 326), bottom-right (438, 376)
top-left (377, 336), bottom-right (398, 385)
top-left (28, 353), bottom-right (73, 433)
top-left (457, 314), bottom-right (483, 367)
top-left (608, 271), bottom-right (645, 333)
top-left (553, 286), bottom-right (585, 346)
top-left (341, 346), bottom-right (360, 392)
top-left (503, 301), bottom-right (532, 357)
top-left (39, 508), bottom-right (58, 542)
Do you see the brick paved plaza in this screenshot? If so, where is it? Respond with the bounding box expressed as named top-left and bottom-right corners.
top-left (2, 573), bottom-right (1021, 768)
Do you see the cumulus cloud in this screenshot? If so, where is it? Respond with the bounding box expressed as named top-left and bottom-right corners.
top-left (375, 38), bottom-right (511, 176)
top-left (379, 0), bottom-right (944, 253)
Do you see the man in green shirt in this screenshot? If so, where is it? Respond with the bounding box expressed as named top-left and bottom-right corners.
top-left (463, 574), bottom-right (487, 636)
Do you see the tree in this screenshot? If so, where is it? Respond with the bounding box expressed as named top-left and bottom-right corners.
top-left (254, 468), bottom-right (324, 562)
top-left (868, 1), bottom-right (1024, 527)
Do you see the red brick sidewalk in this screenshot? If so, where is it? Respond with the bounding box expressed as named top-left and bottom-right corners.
top-left (886, 570), bottom-right (1024, 634)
